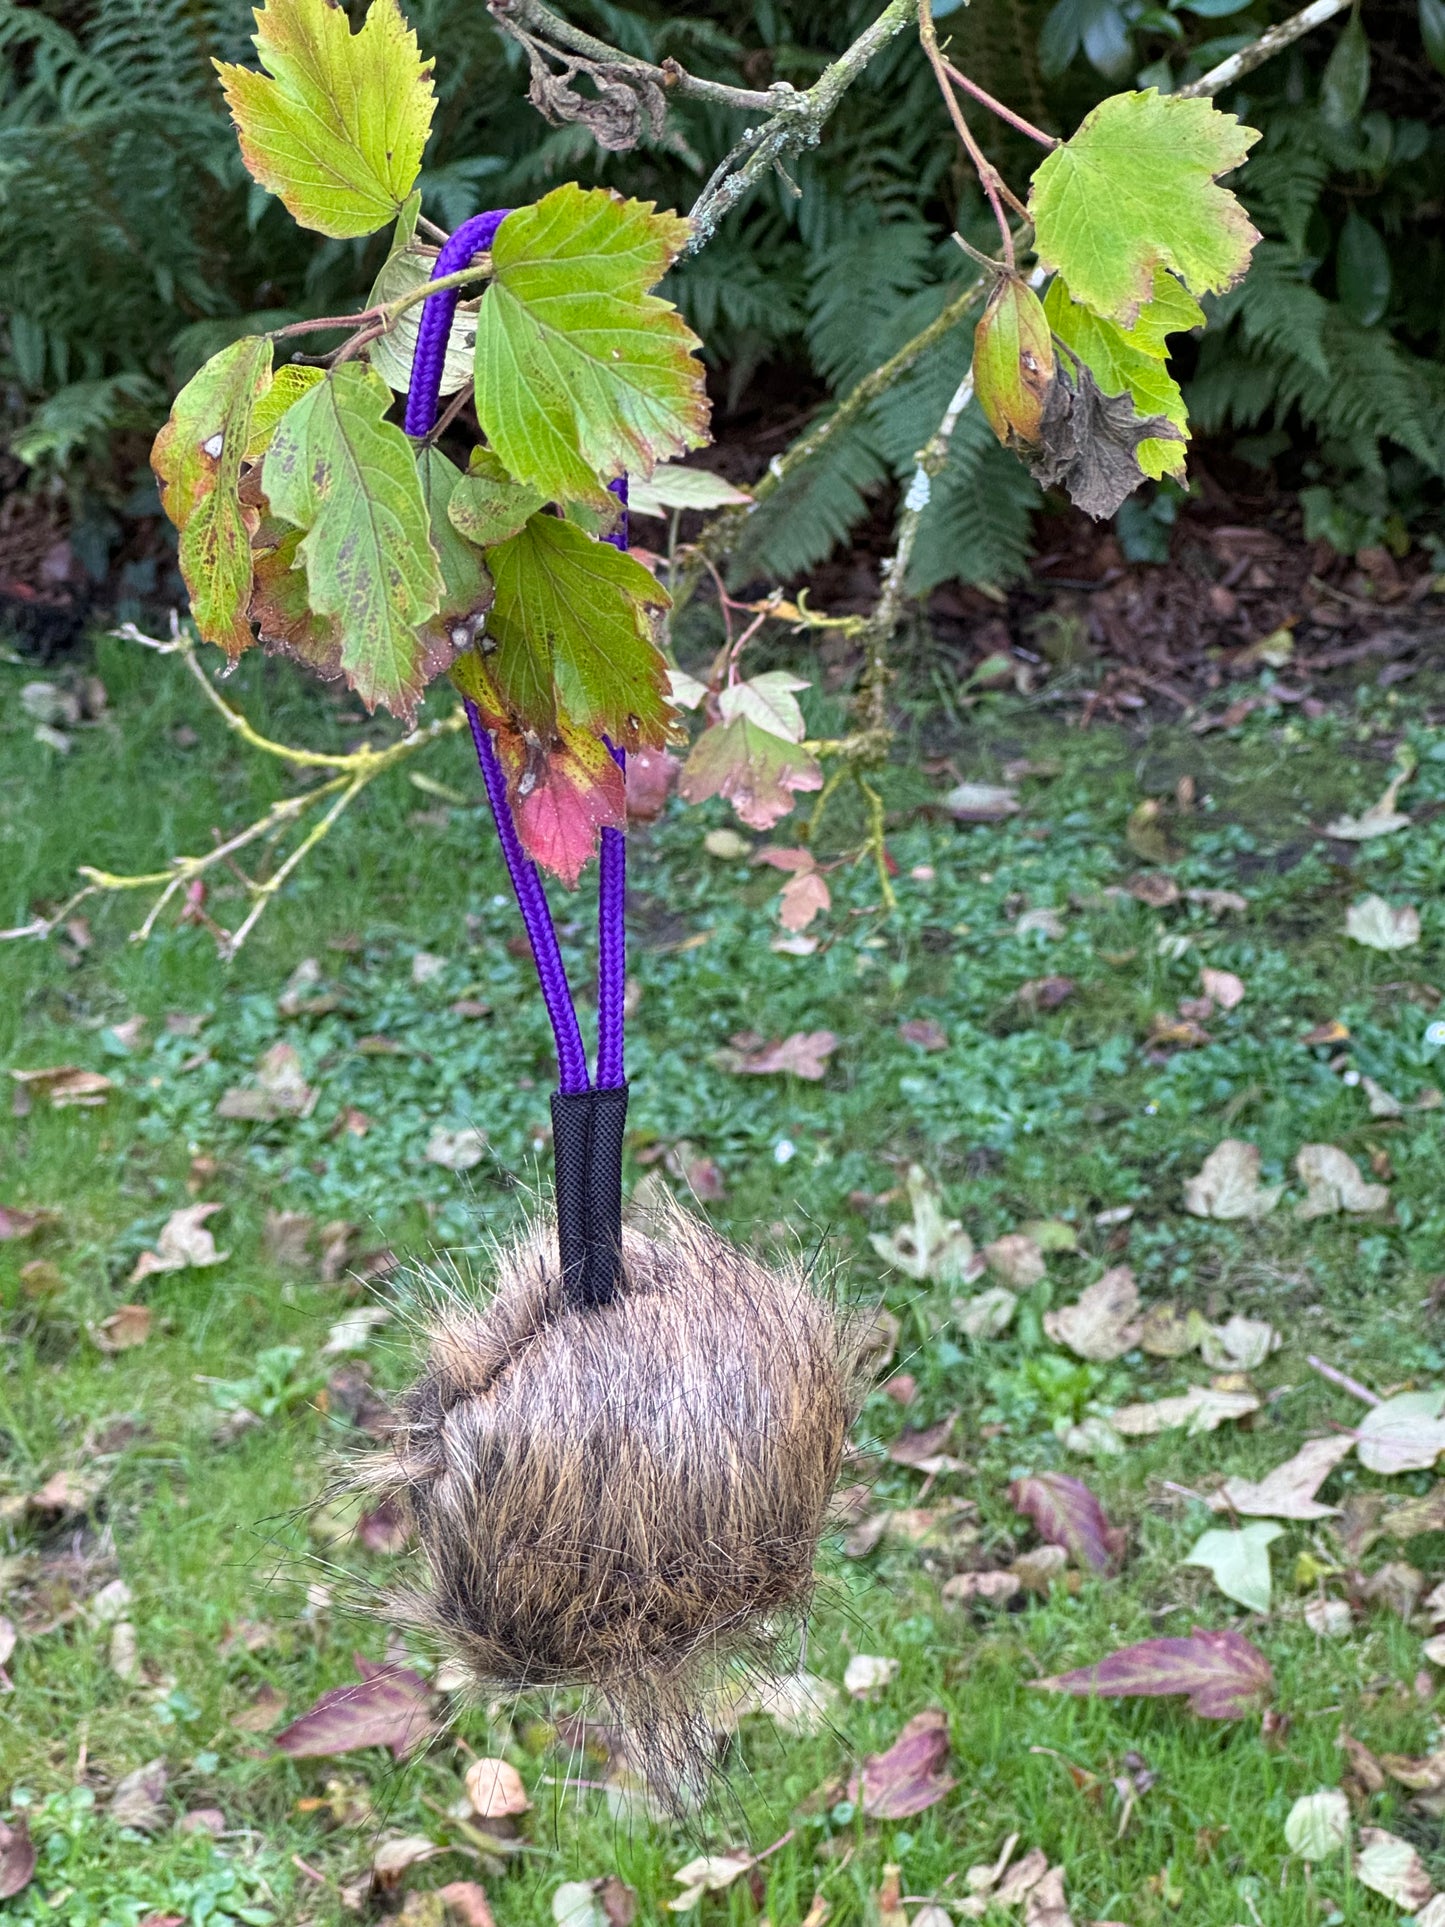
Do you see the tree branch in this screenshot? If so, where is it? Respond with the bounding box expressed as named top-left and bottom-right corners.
top-left (487, 0), bottom-right (786, 111)
top-left (1179, 0), bottom-right (1353, 96)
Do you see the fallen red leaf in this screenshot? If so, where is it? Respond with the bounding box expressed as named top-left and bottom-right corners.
top-left (274, 1655), bottom-right (431, 1760)
top-left (847, 1707), bottom-right (955, 1818)
top-left (1036, 1627), bottom-right (1272, 1718)
top-left (1009, 1472), bottom-right (1127, 1575)
top-left (0, 1206), bottom-right (59, 1241)
top-left (0, 1818), bottom-right (34, 1900)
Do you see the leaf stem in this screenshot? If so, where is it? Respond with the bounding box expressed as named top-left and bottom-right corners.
top-left (941, 59), bottom-right (1058, 149)
top-left (918, 0), bottom-right (1020, 264)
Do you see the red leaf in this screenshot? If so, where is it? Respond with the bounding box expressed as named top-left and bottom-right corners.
top-left (625, 746), bottom-right (679, 824)
top-left (753, 846), bottom-right (816, 874)
top-left (493, 717), bottom-right (626, 887)
top-left (1009, 1472), bottom-right (1127, 1575)
top-left (1037, 1627), bottom-right (1272, 1718)
top-left (0, 1818), bottom-right (34, 1900)
top-left (274, 1655), bottom-right (431, 1760)
top-left (847, 1707), bottom-right (955, 1818)
top-left (679, 716), bottom-right (822, 831)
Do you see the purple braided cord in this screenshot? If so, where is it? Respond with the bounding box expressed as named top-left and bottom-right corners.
top-left (596, 476), bottom-right (629, 1089)
top-left (403, 208), bottom-right (510, 438)
top-left (465, 702), bottom-right (591, 1095)
top-left (403, 207), bottom-right (589, 1096)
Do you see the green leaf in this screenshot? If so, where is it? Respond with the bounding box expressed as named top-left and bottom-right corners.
top-left (447, 449), bottom-right (547, 548)
top-left (1183, 1521), bottom-right (1282, 1613)
top-left (416, 446), bottom-right (493, 654)
top-left (262, 363), bottom-right (444, 720)
top-left (1320, 8), bottom-right (1370, 126)
top-left (1029, 90), bottom-right (1260, 326)
top-left (245, 364), bottom-right (325, 460)
top-left (1423, 0), bottom-right (1445, 76)
top-left (152, 335), bottom-right (274, 656)
top-left (1044, 268), bottom-right (1202, 478)
top-left (483, 513), bottom-right (672, 748)
top-left (216, 0), bottom-right (435, 239)
top-left (474, 183), bottom-right (710, 509)
top-left (972, 274), bottom-right (1056, 450)
top-left (1336, 209), bottom-right (1391, 327)
top-left (367, 242), bottom-right (479, 398)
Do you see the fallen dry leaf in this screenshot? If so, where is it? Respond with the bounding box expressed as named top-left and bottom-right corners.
top-left (1199, 1313), bottom-right (1278, 1371)
top-left (216, 1041), bottom-right (317, 1120)
top-left (1024, 1865), bottom-right (1073, 1927)
top-left (984, 1232), bottom-right (1046, 1290)
top-left (1294, 1143), bottom-right (1389, 1217)
top-left (109, 1623), bottom-right (140, 1681)
top-left (1200, 966), bottom-right (1246, 1009)
top-left (667, 1852), bottom-right (755, 1912)
top-left (29, 1467), bottom-right (106, 1516)
top-left (90, 1304), bottom-right (152, 1353)
top-left (1210, 1437), bottom-right (1353, 1520)
top-left (9, 1065), bottom-right (113, 1109)
top-left (373, 1835), bottom-right (439, 1890)
top-left (1382, 1484), bottom-right (1445, 1539)
top-left (1354, 1828), bottom-right (1433, 1911)
top-left (262, 1209), bottom-right (314, 1269)
top-left (0, 1818), bottom-right (34, 1900)
top-left (425, 1125), bottom-right (489, 1171)
top-left (1346, 894), bottom-right (1421, 951)
top-left (1012, 1545), bottom-right (1069, 1593)
top-left (1356, 1390), bottom-right (1445, 1474)
top-left (355, 1499), bottom-right (410, 1555)
top-left (0, 1205), bottom-right (59, 1241)
top-left (1036, 1627), bottom-right (1272, 1718)
top-left (130, 1202), bottom-right (228, 1283)
top-left (1183, 1140), bottom-right (1282, 1220)
top-left (870, 1167), bottom-right (981, 1288)
top-left (899, 1017), bottom-right (949, 1051)
top-left (1303, 1597), bottom-right (1353, 1636)
top-left (945, 782), bottom-right (1019, 822)
top-left (274, 1655), bottom-right (431, 1760)
top-left (1138, 1303), bottom-right (1209, 1357)
top-left (465, 1757), bottom-right (531, 1820)
top-left (1009, 1472), bottom-right (1126, 1574)
top-left (1109, 1385), bottom-right (1260, 1436)
top-left (873, 1864), bottom-right (907, 1927)
top-left (888, 1411), bottom-right (965, 1474)
top-left (1284, 1787), bottom-right (1350, 1860)
top-left (955, 1285), bottom-right (1018, 1339)
top-left (726, 1031), bottom-right (838, 1080)
top-left (844, 1654), bottom-right (899, 1699)
top-left (232, 1683), bottom-right (288, 1733)
top-left (779, 869), bottom-right (830, 932)
top-left (995, 1848), bottom-right (1049, 1905)
top-left (1326, 771), bottom-right (1412, 841)
top-left (322, 1306), bottom-right (392, 1356)
top-left (436, 1887), bottom-right (498, 1927)
top-left (942, 1570), bottom-right (1021, 1607)
top-left (109, 1759), bottom-right (168, 1831)
top-left (1043, 1266), bottom-right (1141, 1361)
top-left (1358, 1559), bottom-right (1423, 1619)
top-left (712, 1670), bottom-right (840, 1735)
top-left (847, 1707), bottom-right (955, 1818)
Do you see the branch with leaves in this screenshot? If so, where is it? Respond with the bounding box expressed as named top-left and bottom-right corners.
top-left (1, 0), bottom-right (1359, 957)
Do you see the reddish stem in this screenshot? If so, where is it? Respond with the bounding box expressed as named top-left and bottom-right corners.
top-left (942, 59), bottom-right (1058, 149)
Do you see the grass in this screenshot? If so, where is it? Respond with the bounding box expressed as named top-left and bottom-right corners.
top-left (3, 631), bottom-right (1445, 1925)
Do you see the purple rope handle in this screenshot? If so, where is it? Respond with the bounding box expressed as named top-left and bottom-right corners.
top-left (405, 207), bottom-right (630, 1096)
top-left (596, 478), bottom-right (628, 1091)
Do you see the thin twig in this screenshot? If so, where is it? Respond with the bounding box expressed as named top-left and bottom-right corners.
top-left (1179, 0), bottom-right (1352, 95)
top-left (488, 0), bottom-right (787, 112)
top-left (941, 60), bottom-right (1057, 148)
top-left (684, 0), bottom-right (919, 252)
top-left (919, 0), bottom-right (1022, 260)
top-left (1306, 1354), bottom-right (1382, 1407)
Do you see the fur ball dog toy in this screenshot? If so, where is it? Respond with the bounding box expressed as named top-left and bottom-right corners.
top-left (367, 209), bottom-right (859, 1791)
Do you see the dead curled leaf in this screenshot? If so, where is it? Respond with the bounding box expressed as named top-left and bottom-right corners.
top-left (1109, 1384), bottom-right (1260, 1436)
top-left (273, 1655), bottom-right (431, 1760)
top-left (109, 1759), bottom-right (169, 1831)
top-left (1036, 1627), bottom-right (1273, 1719)
top-left (129, 1202), bottom-right (228, 1283)
top-left (1008, 1472), bottom-right (1126, 1575)
top-left (9, 1065), bottom-right (114, 1109)
top-left (1354, 1828), bottom-right (1434, 1911)
top-left (465, 1757), bottom-right (531, 1820)
top-left (718, 1030), bottom-right (839, 1081)
top-left (1209, 1436), bottom-right (1353, 1520)
top-left (1043, 1266), bottom-right (1140, 1361)
top-left (216, 1041), bottom-right (318, 1120)
top-left (0, 1817), bottom-right (34, 1900)
top-left (846, 1707), bottom-right (955, 1818)
top-left (1183, 1139), bottom-right (1282, 1220)
top-left (89, 1304), bottom-right (152, 1353)
top-left (1294, 1143), bottom-right (1389, 1218)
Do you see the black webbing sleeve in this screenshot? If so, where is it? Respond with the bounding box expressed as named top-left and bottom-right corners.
top-left (581, 1083), bottom-right (629, 1309)
top-left (550, 1089), bottom-right (594, 1305)
top-left (550, 1083), bottom-right (630, 1311)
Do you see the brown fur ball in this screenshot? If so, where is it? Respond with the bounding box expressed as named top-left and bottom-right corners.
top-left (363, 1198), bottom-right (858, 1788)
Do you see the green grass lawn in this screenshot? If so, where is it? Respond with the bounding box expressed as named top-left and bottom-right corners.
top-left (4, 632), bottom-right (1445, 1925)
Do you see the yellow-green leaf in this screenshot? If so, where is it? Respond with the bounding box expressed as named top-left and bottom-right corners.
top-left (262, 363), bottom-right (444, 720)
top-left (447, 449), bottom-right (546, 548)
top-left (484, 514), bottom-right (672, 748)
top-left (1029, 90), bottom-right (1260, 326)
top-left (474, 184), bottom-right (710, 509)
top-left (973, 274), bottom-right (1055, 449)
top-left (152, 335), bottom-right (274, 656)
top-left (1044, 268), bottom-right (1202, 479)
top-left (245, 363), bottom-right (325, 459)
top-left (216, 0), bottom-right (435, 240)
